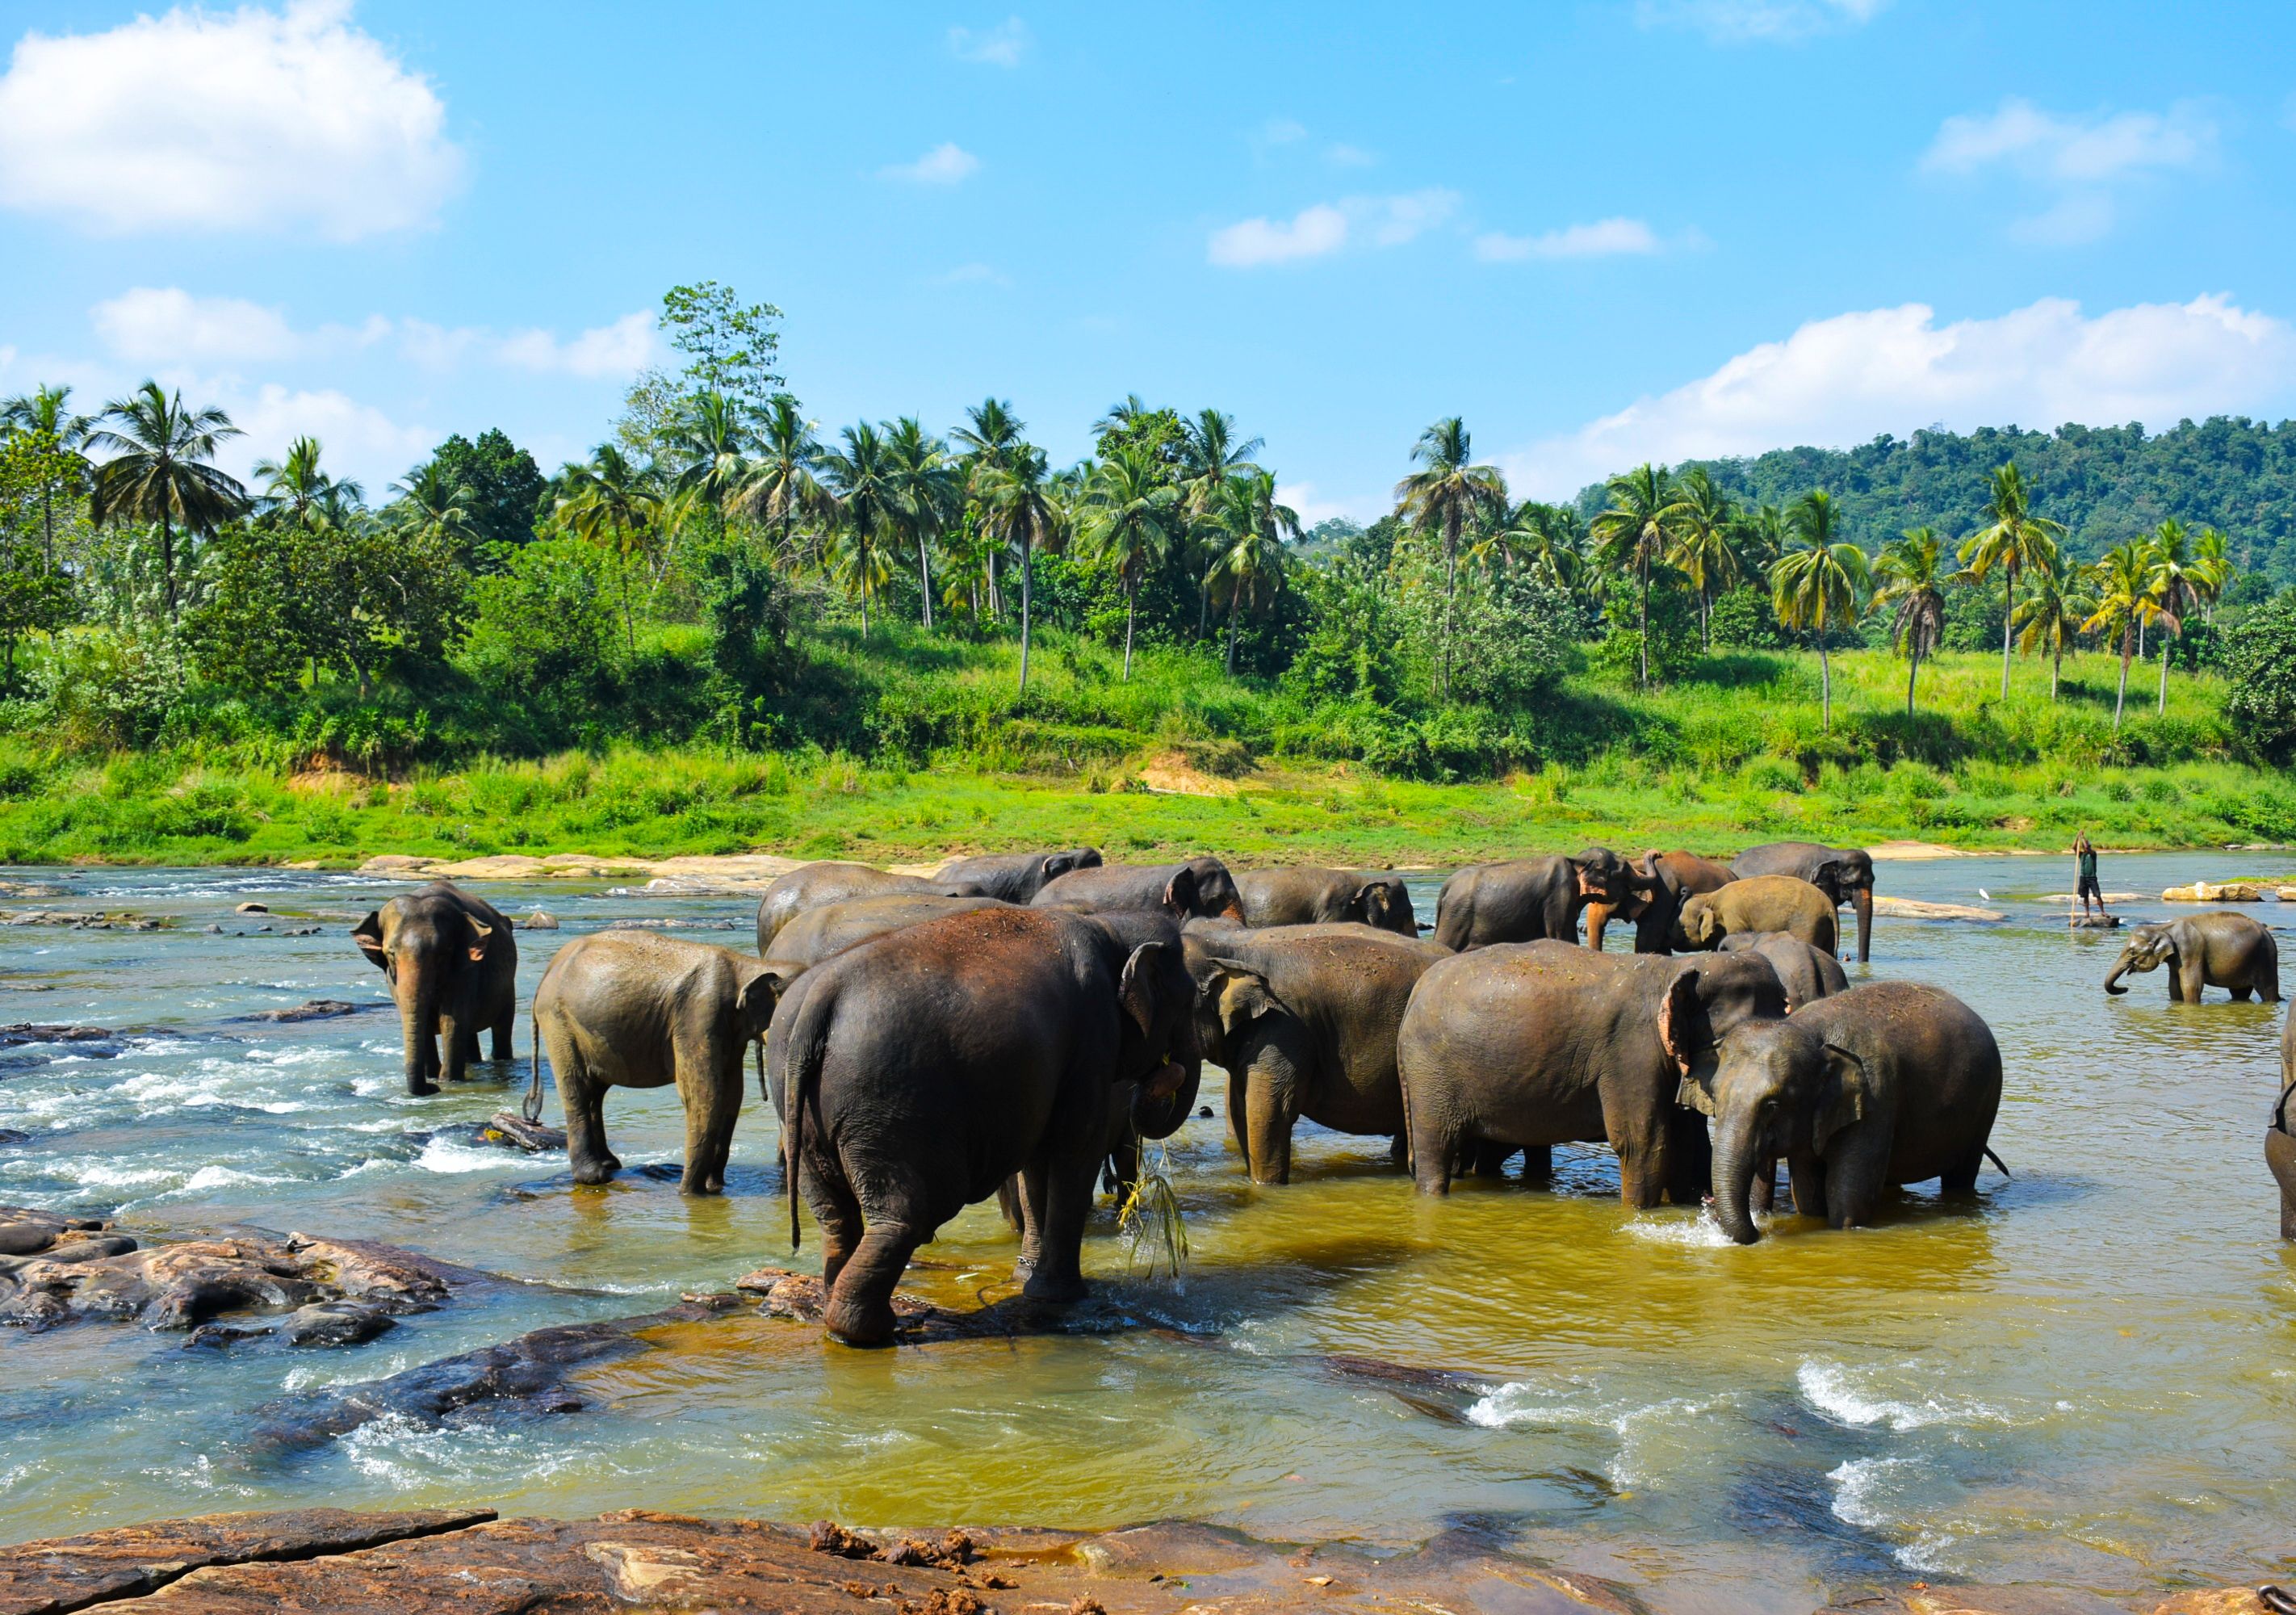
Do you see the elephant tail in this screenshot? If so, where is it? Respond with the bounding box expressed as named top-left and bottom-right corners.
top-left (522, 1006), bottom-right (545, 1124)
top-left (1983, 1146), bottom-right (2011, 1179)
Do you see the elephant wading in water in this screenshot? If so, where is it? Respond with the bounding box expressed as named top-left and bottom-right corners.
top-left (1731, 841), bottom-right (1876, 963)
top-left (1718, 931), bottom-right (1850, 1009)
top-left (762, 894), bottom-right (1010, 978)
top-left (1032, 857), bottom-right (1246, 923)
top-left (1181, 921), bottom-right (1451, 1183)
top-left (935, 848), bottom-right (1102, 904)
top-left (1586, 849), bottom-right (1736, 953)
top-left (2272, 1006), bottom-right (2296, 1240)
top-left (1431, 849), bottom-right (1642, 951)
top-left (768, 906), bottom-right (1200, 1346)
top-left (529, 933), bottom-right (786, 1193)
top-left (352, 882), bottom-right (517, 1096)
top-left (2104, 912), bottom-right (2281, 1002)
top-left (1397, 943), bottom-right (1787, 1205)
top-left (1681, 876), bottom-right (1839, 955)
top-left (1681, 979), bottom-right (2005, 1243)
top-left (754, 862), bottom-right (983, 952)
top-left (1233, 868), bottom-right (1417, 935)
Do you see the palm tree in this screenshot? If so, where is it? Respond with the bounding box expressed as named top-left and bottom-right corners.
top-left (86, 381), bottom-right (249, 621)
top-left (1078, 446), bottom-right (1179, 679)
top-left (670, 390), bottom-right (755, 512)
top-left (974, 443), bottom-right (1063, 694)
top-left (1494, 501), bottom-right (1587, 597)
top-left (2143, 518), bottom-right (2205, 715)
top-left (2, 384), bottom-right (92, 567)
top-left (1094, 393), bottom-right (1155, 437)
top-left (389, 459), bottom-right (476, 554)
top-left (1957, 462), bottom-right (2065, 699)
top-left (252, 436), bottom-right (361, 526)
top-left (2192, 526), bottom-right (2233, 623)
top-left (1393, 417), bottom-right (1507, 699)
top-left (1770, 490), bottom-right (1870, 731)
top-left (1667, 467), bottom-right (1741, 648)
top-left (2084, 540), bottom-right (2171, 732)
top-left (815, 422), bottom-right (907, 640)
top-left (1873, 526), bottom-right (1947, 716)
top-left (728, 396), bottom-right (824, 565)
top-left (2011, 564), bottom-right (2089, 703)
top-left (953, 398), bottom-right (1026, 616)
top-left (884, 417), bottom-right (957, 630)
top-left (1206, 469), bottom-right (1299, 674)
top-left (1590, 463), bottom-right (1686, 689)
top-left (1736, 501), bottom-right (1788, 577)
top-left (1178, 409), bottom-right (1265, 639)
top-left (554, 444), bottom-right (660, 656)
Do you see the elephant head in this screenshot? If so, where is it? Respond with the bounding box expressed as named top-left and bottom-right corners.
top-left (1678, 892), bottom-right (1727, 950)
top-left (1572, 846), bottom-right (1640, 908)
top-left (2104, 923), bottom-right (2180, 994)
top-left (1115, 938), bottom-right (1205, 1139)
top-left (1189, 956), bottom-right (1288, 1076)
top-left (1625, 851), bottom-right (1687, 954)
top-left (1815, 850), bottom-right (1877, 963)
top-left (1175, 857), bottom-right (1248, 924)
top-left (354, 897), bottom-right (495, 1095)
top-left (1354, 874), bottom-right (1415, 935)
top-left (1677, 1013), bottom-right (1859, 1244)
top-left (1044, 847), bottom-right (1103, 883)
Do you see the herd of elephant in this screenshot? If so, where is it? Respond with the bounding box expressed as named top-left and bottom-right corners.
top-left (346, 839), bottom-right (2290, 1345)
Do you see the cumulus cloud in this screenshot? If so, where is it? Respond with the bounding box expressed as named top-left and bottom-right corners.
top-left (1475, 217), bottom-right (1664, 262)
top-left (1635, 0), bottom-right (1884, 43)
top-left (880, 142), bottom-right (980, 184)
top-left (403, 310), bottom-right (659, 377)
top-left (1922, 97), bottom-right (2213, 245)
top-left (1502, 293), bottom-right (2296, 498)
top-left (90, 287), bottom-right (388, 364)
top-left (1276, 481), bottom-right (1364, 528)
top-left (0, 0), bottom-right (462, 240)
top-left (947, 17), bottom-right (1029, 66)
top-left (1206, 190), bottom-right (1457, 267)
top-left (218, 381), bottom-right (434, 488)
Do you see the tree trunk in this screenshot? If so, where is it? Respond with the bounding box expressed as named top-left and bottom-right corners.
top-left (1999, 564), bottom-right (2014, 699)
top-left (917, 531), bottom-right (933, 630)
top-left (2138, 617), bottom-right (2146, 660)
top-left (2051, 641), bottom-right (2061, 702)
top-left (1905, 644), bottom-right (1918, 716)
top-left (2157, 631), bottom-right (2169, 715)
top-left (1638, 557), bottom-right (1651, 688)
top-left (161, 511), bottom-right (177, 622)
top-left (2114, 626), bottom-right (2131, 730)
top-left (1226, 594), bottom-right (1239, 675)
top-left (1820, 636), bottom-right (1833, 731)
top-left (1439, 510), bottom-right (1459, 703)
top-left (1121, 579), bottom-right (1136, 682)
top-left (1017, 534), bottom-right (1033, 696)
top-left (619, 551), bottom-right (635, 658)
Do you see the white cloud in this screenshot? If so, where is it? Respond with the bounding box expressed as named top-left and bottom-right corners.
top-left (467, 312), bottom-right (660, 378)
top-left (947, 17), bottom-right (1029, 66)
top-left (90, 287), bottom-right (388, 364)
top-left (1924, 97), bottom-right (2212, 184)
top-left (1475, 216), bottom-right (1664, 262)
top-left (1635, 0), bottom-right (1884, 43)
top-left (1503, 293), bottom-right (2296, 498)
top-left (1276, 481), bottom-right (1365, 528)
top-left (880, 141), bottom-right (979, 184)
top-left (1259, 117), bottom-right (1307, 145)
top-left (1206, 190), bottom-right (1457, 268)
top-left (1325, 142), bottom-right (1376, 167)
top-left (219, 381), bottom-right (433, 489)
top-left (0, 0), bottom-right (462, 240)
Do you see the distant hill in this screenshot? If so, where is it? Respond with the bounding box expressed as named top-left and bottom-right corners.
top-left (1576, 416), bottom-right (2296, 583)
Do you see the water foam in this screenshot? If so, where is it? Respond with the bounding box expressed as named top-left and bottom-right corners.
top-left (414, 1135), bottom-right (516, 1174)
top-left (1798, 1359), bottom-right (2020, 1433)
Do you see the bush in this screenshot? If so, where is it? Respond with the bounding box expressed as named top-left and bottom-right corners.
top-left (1708, 585), bottom-right (1784, 650)
top-left (1447, 574), bottom-right (1577, 711)
top-left (460, 539), bottom-right (617, 707)
top-left (2223, 598), bottom-right (2296, 763)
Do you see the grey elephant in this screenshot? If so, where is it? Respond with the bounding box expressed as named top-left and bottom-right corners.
top-left (1679, 979), bottom-right (2004, 1244)
top-left (352, 882), bottom-right (517, 1095)
top-left (1031, 856), bottom-right (1247, 922)
top-left (753, 862), bottom-right (982, 952)
top-left (1718, 930), bottom-right (1850, 1009)
top-left (1681, 875), bottom-right (1839, 954)
top-left (528, 932), bottom-right (786, 1194)
top-left (768, 906), bottom-right (1200, 1345)
top-left (1431, 848), bottom-right (1644, 951)
top-left (1397, 942), bottom-right (1787, 1205)
top-left (1731, 841), bottom-right (1876, 963)
top-left (762, 894), bottom-right (1010, 977)
top-left (2103, 912), bottom-right (2281, 1002)
top-left (1181, 921), bottom-right (1450, 1183)
top-left (1585, 849), bottom-right (1734, 953)
top-left (2272, 1007), bottom-right (2295, 1240)
top-left (1232, 868), bottom-right (1417, 935)
top-left (934, 848), bottom-right (1102, 903)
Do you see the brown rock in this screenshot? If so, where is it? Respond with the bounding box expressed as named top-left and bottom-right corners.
top-left (2152, 1592), bottom-right (2277, 1615)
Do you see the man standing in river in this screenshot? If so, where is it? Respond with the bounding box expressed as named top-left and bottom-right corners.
top-left (2074, 831), bottom-right (2108, 921)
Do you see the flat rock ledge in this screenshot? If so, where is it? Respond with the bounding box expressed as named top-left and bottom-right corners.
top-left (0, 1508), bottom-right (2277, 1615)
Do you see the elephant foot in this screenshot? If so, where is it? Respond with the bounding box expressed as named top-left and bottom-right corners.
top-left (570, 1160), bottom-right (618, 1185)
top-left (824, 1295), bottom-right (899, 1347)
top-left (1020, 1270), bottom-right (1087, 1305)
top-left (405, 1079), bottom-right (440, 1097)
top-left (679, 1173), bottom-right (725, 1197)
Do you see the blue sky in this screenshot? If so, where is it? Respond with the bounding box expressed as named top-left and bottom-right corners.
top-left (2, 1), bottom-right (2292, 521)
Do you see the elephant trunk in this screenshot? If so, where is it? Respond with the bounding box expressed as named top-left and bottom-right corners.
top-left (396, 967), bottom-right (442, 1093)
top-left (1712, 1114), bottom-right (1763, 1245)
top-left (1132, 1058), bottom-right (1202, 1141)
top-left (1851, 887), bottom-right (1872, 964)
top-left (2103, 958), bottom-right (2131, 996)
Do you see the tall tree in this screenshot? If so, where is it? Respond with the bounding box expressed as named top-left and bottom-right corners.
top-left (2144, 518), bottom-right (2205, 715)
top-left (815, 422), bottom-right (904, 640)
top-left (953, 397), bottom-right (1025, 617)
top-left (252, 436), bottom-right (361, 527)
top-left (2011, 563), bottom-right (2089, 703)
top-left (1591, 463), bottom-right (1686, 690)
top-left (659, 281), bottom-right (785, 411)
top-left (1770, 490), bottom-right (1870, 731)
top-left (2084, 539), bottom-right (2169, 732)
top-left (1492, 501), bottom-right (1587, 598)
top-left (884, 417), bottom-right (957, 630)
top-left (2191, 526), bottom-right (2233, 622)
top-left (1873, 526), bottom-right (1948, 716)
top-left (1956, 462), bottom-right (2065, 699)
top-left (389, 459), bottom-right (477, 554)
top-left (1178, 409), bottom-right (1264, 639)
top-left (2, 384), bottom-right (91, 567)
top-left (1206, 469), bottom-right (1299, 675)
top-left (86, 382), bottom-right (248, 621)
top-left (1393, 417), bottom-right (1506, 700)
top-left (670, 390), bottom-right (756, 512)
top-left (1078, 446), bottom-right (1179, 679)
top-left (552, 444), bottom-right (660, 656)
top-left (974, 443), bottom-right (1063, 695)
top-left (728, 396), bottom-right (824, 565)
top-left (1667, 467), bottom-right (1740, 648)
top-left (425, 428), bottom-right (547, 557)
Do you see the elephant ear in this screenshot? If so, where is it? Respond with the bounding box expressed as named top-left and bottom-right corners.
top-left (1813, 1043), bottom-right (1868, 1154)
top-left (1119, 941), bottom-right (1176, 1038)
top-left (1045, 850), bottom-right (1087, 880)
top-left (737, 967), bottom-right (794, 1034)
top-left (1675, 1073), bottom-right (1717, 1116)
top-left (464, 916), bottom-right (495, 963)
top-left (1163, 866), bottom-right (1200, 918)
top-left (1205, 959), bottom-right (1282, 1035)
top-left (1657, 967), bottom-right (1706, 1077)
top-left (353, 912), bottom-right (388, 967)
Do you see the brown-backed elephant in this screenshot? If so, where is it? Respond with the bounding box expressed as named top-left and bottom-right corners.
top-left (528, 932), bottom-right (786, 1194)
top-left (351, 882), bottom-right (517, 1096)
top-left (1586, 849), bottom-right (1736, 953)
top-left (2103, 912), bottom-right (2281, 1002)
top-left (1717, 930), bottom-right (1850, 1009)
top-left (1431, 848), bottom-right (1643, 951)
top-left (1397, 942), bottom-right (1787, 1206)
top-left (1232, 867), bottom-right (1417, 935)
top-left (1679, 980), bottom-right (2005, 1244)
top-left (1681, 876), bottom-right (1839, 954)
top-left (1731, 841), bottom-right (1876, 963)
top-left (767, 906), bottom-right (1200, 1346)
top-left (1031, 857), bottom-right (1246, 922)
top-left (762, 894), bottom-right (1011, 977)
top-left (753, 862), bottom-right (983, 952)
top-left (934, 848), bottom-right (1102, 903)
top-left (1181, 921), bottom-right (1450, 1183)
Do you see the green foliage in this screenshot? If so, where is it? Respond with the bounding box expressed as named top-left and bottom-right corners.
top-left (2221, 594), bottom-right (2296, 762)
top-left (426, 430), bottom-right (547, 556)
top-left (693, 535), bottom-right (790, 745)
top-left (1707, 585), bottom-right (1783, 648)
top-left (460, 538), bottom-right (618, 712)
top-left (660, 280), bottom-right (785, 410)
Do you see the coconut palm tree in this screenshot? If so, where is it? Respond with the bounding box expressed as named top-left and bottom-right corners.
top-left (1957, 461), bottom-right (2065, 699)
top-left (953, 398), bottom-right (1026, 616)
top-left (85, 382), bottom-right (248, 621)
top-left (1094, 393), bottom-right (1155, 437)
top-left (1393, 417), bottom-right (1507, 700)
top-left (2011, 563), bottom-right (2089, 703)
top-left (1206, 469), bottom-right (1298, 675)
top-left (1736, 501), bottom-right (1788, 576)
top-left (2, 384), bottom-right (92, 568)
top-left (883, 417), bottom-right (957, 631)
top-left (2192, 526), bottom-right (2233, 622)
top-left (1770, 490), bottom-right (1870, 731)
top-left (670, 390), bottom-right (755, 511)
top-left (1591, 463), bottom-right (1687, 690)
top-left (252, 436), bottom-right (361, 527)
top-left (815, 422), bottom-right (908, 640)
top-left (1178, 409), bottom-right (1265, 639)
top-left (1078, 446), bottom-right (1179, 679)
top-left (728, 396), bottom-right (825, 566)
top-left (389, 459), bottom-right (477, 555)
top-left (1492, 501), bottom-right (1587, 598)
top-left (1667, 468), bottom-right (1741, 649)
top-left (2084, 540), bottom-right (2171, 732)
top-left (553, 444), bottom-right (661, 656)
top-left (1873, 526), bottom-right (1948, 716)
top-left (974, 443), bottom-right (1063, 694)
top-left (2143, 518), bottom-right (2203, 715)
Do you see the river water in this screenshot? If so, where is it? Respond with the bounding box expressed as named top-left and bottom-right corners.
top-left (1, 853), bottom-right (2290, 1611)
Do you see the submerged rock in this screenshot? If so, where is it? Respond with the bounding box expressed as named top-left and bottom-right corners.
top-left (518, 910), bottom-right (560, 929)
top-left (232, 999), bottom-right (370, 1023)
top-left (0, 1206), bottom-right (127, 1260)
top-left (477, 1110), bottom-right (567, 1152)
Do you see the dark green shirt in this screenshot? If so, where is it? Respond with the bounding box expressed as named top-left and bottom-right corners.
top-left (2077, 847), bottom-right (2098, 879)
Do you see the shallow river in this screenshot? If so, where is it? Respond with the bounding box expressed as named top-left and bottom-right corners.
top-left (2, 854), bottom-right (2291, 1612)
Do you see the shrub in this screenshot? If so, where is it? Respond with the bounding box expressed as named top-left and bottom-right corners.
top-left (2221, 597), bottom-right (2296, 763)
top-left (1707, 585), bottom-right (1785, 650)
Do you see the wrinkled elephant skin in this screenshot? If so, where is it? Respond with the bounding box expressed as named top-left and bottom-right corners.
top-left (1232, 868), bottom-right (1418, 935)
top-left (351, 882), bottom-right (516, 1096)
top-left (1431, 848), bottom-right (1641, 951)
top-left (933, 848), bottom-right (1102, 904)
top-left (1032, 857), bottom-right (1246, 923)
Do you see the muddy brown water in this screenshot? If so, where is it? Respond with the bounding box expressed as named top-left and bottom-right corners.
top-left (1, 854), bottom-right (2291, 1613)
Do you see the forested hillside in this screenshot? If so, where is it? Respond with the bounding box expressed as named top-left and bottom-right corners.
top-left (1578, 417), bottom-right (2296, 583)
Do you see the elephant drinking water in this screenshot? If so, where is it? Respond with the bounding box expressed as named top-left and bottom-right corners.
top-left (2103, 912), bottom-right (2281, 1002)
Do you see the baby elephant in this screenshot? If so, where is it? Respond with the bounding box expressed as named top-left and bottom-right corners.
top-left (1680, 875), bottom-right (1838, 954)
top-left (1680, 979), bottom-right (2004, 1244)
top-left (2103, 912), bottom-right (2281, 1002)
top-left (529, 932), bottom-right (787, 1194)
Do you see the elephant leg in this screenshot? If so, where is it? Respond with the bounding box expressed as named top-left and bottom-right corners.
top-left (439, 1014), bottom-right (473, 1084)
top-left (676, 1052), bottom-right (736, 1197)
top-left (2260, 962), bottom-right (2281, 1004)
top-left (1519, 1143), bottom-right (1552, 1186)
top-left (1103, 1126), bottom-right (1140, 1200)
top-left (1226, 1072), bottom-right (1250, 1161)
top-left (1389, 1132), bottom-right (1410, 1169)
top-left (555, 1045), bottom-right (618, 1185)
top-left (1469, 1141), bottom-right (1515, 1181)
top-left (1787, 1152), bottom-right (1828, 1220)
top-left (1939, 1147), bottom-right (1983, 1195)
top-left (1749, 1156), bottom-right (1780, 1213)
top-left (2231, 984), bottom-right (2255, 1001)
top-left (1012, 1164), bottom-right (1050, 1277)
top-left (1822, 1130), bottom-right (1892, 1230)
top-left (824, 1217), bottom-right (924, 1347)
top-left (1242, 1062), bottom-right (1297, 1185)
top-left (490, 1000), bottom-right (514, 1063)
top-left (1615, 1129), bottom-right (1669, 1210)
top-left (1020, 1153), bottom-right (1098, 1303)
top-left (2170, 966), bottom-right (2192, 1003)
top-left (1584, 901), bottom-right (1615, 951)
top-left (807, 1172), bottom-right (864, 1295)
top-left (1665, 1113), bottom-right (1712, 1206)
top-left (995, 1177), bottom-right (1025, 1233)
